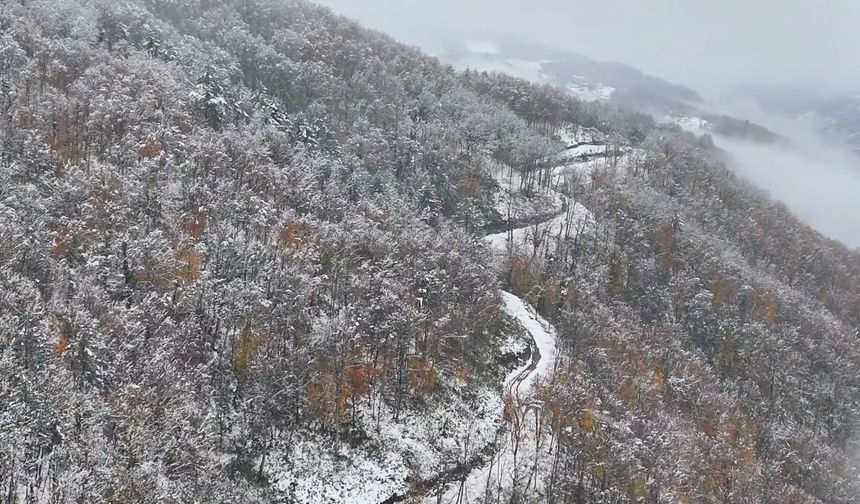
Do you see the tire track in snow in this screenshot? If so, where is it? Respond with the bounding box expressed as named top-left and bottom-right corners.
top-left (428, 293), bottom-right (557, 504)
top-left (424, 194), bottom-right (574, 503)
top-left (384, 142), bottom-right (601, 504)
top-left (429, 146), bottom-right (608, 503)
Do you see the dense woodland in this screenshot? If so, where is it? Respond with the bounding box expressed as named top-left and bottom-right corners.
top-left (1, 0), bottom-right (859, 502)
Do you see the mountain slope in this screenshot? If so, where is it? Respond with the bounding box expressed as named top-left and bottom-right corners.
top-left (445, 38), bottom-right (787, 145)
top-left (443, 38), bottom-right (703, 114)
top-left (1, 1), bottom-right (859, 503)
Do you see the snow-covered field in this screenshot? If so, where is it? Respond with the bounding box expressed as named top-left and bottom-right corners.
top-left (558, 125), bottom-right (606, 146)
top-left (558, 143), bottom-right (607, 160)
top-left (455, 56), bottom-right (551, 84)
top-left (671, 115), bottom-right (711, 135)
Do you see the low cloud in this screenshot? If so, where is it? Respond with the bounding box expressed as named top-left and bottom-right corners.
top-left (715, 130), bottom-right (860, 249)
top-left (317, 0), bottom-right (860, 94)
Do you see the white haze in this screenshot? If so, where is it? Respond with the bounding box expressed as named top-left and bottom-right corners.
top-left (317, 0), bottom-right (860, 94)
top-left (696, 96), bottom-right (860, 248)
top-left (716, 134), bottom-right (860, 249)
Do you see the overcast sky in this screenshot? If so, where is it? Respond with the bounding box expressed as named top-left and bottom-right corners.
top-left (317, 0), bottom-right (860, 95)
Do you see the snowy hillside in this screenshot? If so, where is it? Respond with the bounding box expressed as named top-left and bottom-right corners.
top-left (2, 1), bottom-right (859, 503)
top-left (443, 38), bottom-right (689, 108)
top-left (445, 38), bottom-right (785, 146)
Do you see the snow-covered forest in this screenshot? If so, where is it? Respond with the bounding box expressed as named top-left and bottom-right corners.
top-left (1, 1), bottom-right (859, 502)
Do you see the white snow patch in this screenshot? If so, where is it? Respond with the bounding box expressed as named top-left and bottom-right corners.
top-left (672, 115), bottom-right (711, 135)
top-left (455, 57), bottom-right (551, 84)
top-left (484, 202), bottom-right (592, 258)
top-left (266, 386), bottom-right (506, 503)
top-left (555, 143), bottom-right (608, 163)
top-left (489, 160), bottom-right (565, 225)
top-left (566, 76), bottom-right (615, 102)
top-left (558, 125), bottom-right (606, 146)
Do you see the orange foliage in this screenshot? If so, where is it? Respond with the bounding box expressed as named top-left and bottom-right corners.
top-left (564, 283), bottom-right (578, 311)
top-left (651, 368), bottom-right (666, 396)
top-left (703, 459), bottom-right (733, 497)
top-left (279, 218), bottom-right (310, 249)
top-left (133, 268), bottom-right (173, 290)
top-left (307, 361), bottom-right (386, 424)
top-left (45, 127), bottom-right (84, 166)
top-left (620, 377), bottom-right (638, 410)
top-left (624, 476), bottom-right (647, 502)
top-left (306, 372), bottom-right (341, 422)
top-left (180, 211), bottom-right (207, 238)
top-left (668, 481), bottom-right (693, 504)
top-left (52, 317), bottom-right (68, 356)
top-left (753, 290), bottom-right (778, 326)
top-left (508, 256), bottom-right (535, 298)
top-left (725, 414), bottom-right (744, 448)
top-left (345, 363), bottom-right (379, 398)
top-left (403, 291), bottom-right (420, 311)
top-left (542, 390), bottom-right (570, 430)
top-left (51, 224), bottom-right (73, 259)
top-left (502, 392), bottom-right (518, 426)
top-left (709, 272), bottom-right (732, 311)
top-left (456, 360), bottom-right (469, 382)
top-left (725, 413), bottom-right (757, 468)
top-left (138, 138), bottom-right (163, 158)
top-left (461, 173), bottom-right (481, 197)
top-left (580, 407), bottom-right (595, 431)
top-left (407, 355), bottom-right (438, 394)
top-left (607, 253), bottom-right (627, 296)
top-left (17, 105), bottom-right (34, 127)
top-left (232, 324), bottom-right (259, 381)
top-left (717, 337), bottom-right (735, 376)
top-left (176, 247), bottom-right (202, 284)
top-left (700, 408), bottom-right (718, 438)
top-left (542, 278), bottom-right (561, 308)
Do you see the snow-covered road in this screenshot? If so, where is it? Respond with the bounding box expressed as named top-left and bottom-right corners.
top-left (483, 200), bottom-right (592, 257)
top-left (430, 290), bottom-right (559, 504)
top-left (414, 131), bottom-right (606, 504)
top-left (426, 152), bottom-right (602, 503)
top-left (427, 294), bottom-right (558, 504)
top-left (499, 291), bottom-right (557, 399)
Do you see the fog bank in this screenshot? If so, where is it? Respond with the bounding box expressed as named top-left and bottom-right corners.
top-left (317, 0), bottom-right (860, 95)
top-left (716, 134), bottom-right (860, 249)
